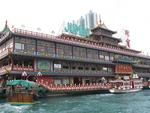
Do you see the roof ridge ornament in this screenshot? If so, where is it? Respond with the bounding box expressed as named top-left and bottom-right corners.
top-left (97, 14), bottom-right (103, 26)
top-left (101, 22), bottom-right (107, 29)
top-left (96, 15), bottom-right (107, 29)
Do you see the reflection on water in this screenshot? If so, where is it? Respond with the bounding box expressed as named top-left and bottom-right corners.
top-left (0, 91), bottom-right (150, 113)
top-left (0, 103), bottom-right (32, 113)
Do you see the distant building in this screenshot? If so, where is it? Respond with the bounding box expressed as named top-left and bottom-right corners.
top-left (64, 10), bottom-right (99, 37)
top-left (79, 16), bottom-right (85, 28)
top-left (85, 10), bottom-right (98, 29)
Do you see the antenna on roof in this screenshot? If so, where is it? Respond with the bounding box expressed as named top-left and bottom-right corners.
top-left (5, 20), bottom-right (8, 27)
top-left (99, 14), bottom-right (102, 25)
top-left (37, 27), bottom-right (41, 32)
top-left (11, 25), bottom-right (14, 29)
top-left (51, 30), bottom-right (55, 34)
top-left (58, 21), bottom-right (65, 34)
top-left (21, 25), bottom-right (25, 29)
top-left (125, 30), bottom-right (130, 48)
top-left (97, 14), bottom-right (102, 26)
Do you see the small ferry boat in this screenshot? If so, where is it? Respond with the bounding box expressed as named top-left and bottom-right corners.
top-left (6, 80), bottom-right (38, 105)
top-left (109, 79), bottom-right (143, 94)
top-left (142, 79), bottom-right (150, 89)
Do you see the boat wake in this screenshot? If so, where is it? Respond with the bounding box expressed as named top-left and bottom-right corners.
top-left (99, 94), bottom-right (114, 97)
top-left (0, 103), bottom-right (32, 113)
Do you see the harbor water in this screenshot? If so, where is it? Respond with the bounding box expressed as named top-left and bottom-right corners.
top-left (0, 90), bottom-right (150, 113)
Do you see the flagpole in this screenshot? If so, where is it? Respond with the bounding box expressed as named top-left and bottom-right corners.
top-left (125, 30), bottom-right (130, 48)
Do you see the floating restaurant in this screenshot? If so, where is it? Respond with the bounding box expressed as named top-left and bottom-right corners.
top-left (0, 20), bottom-right (150, 96)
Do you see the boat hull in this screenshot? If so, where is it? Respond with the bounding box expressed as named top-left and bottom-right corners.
top-left (8, 93), bottom-right (35, 105)
top-left (109, 88), bottom-right (142, 94)
top-left (0, 89), bottom-right (6, 98)
top-left (39, 89), bottom-right (110, 97)
top-left (142, 86), bottom-right (150, 90)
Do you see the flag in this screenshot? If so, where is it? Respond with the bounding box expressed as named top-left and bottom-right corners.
top-left (5, 20), bottom-right (8, 27)
top-left (37, 28), bottom-right (41, 31)
top-left (126, 38), bottom-right (130, 48)
top-left (125, 30), bottom-right (129, 37)
top-left (11, 25), bottom-right (14, 28)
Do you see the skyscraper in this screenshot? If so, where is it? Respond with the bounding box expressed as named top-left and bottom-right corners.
top-left (85, 10), bottom-right (98, 29)
top-left (64, 10), bottom-right (99, 37)
top-left (79, 16), bottom-right (85, 28)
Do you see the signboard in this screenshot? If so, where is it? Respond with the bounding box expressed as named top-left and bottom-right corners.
top-left (37, 60), bottom-right (50, 70)
top-left (64, 22), bottom-right (90, 37)
top-left (132, 74), bottom-right (139, 78)
top-left (115, 64), bottom-right (133, 74)
top-left (54, 64), bottom-right (61, 69)
top-left (123, 76), bottom-right (129, 80)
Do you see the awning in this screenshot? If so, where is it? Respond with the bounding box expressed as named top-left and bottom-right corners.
top-left (7, 80), bottom-right (38, 88)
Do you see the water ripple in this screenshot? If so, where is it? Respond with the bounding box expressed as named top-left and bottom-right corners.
top-left (0, 91), bottom-right (150, 113)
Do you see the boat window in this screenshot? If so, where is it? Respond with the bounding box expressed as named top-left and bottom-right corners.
top-left (37, 60), bottom-right (50, 70)
top-left (15, 43), bottom-right (22, 50)
top-left (54, 64), bottom-right (62, 69)
top-left (54, 79), bottom-right (61, 85)
top-left (85, 67), bottom-right (89, 70)
top-left (56, 44), bottom-right (72, 58)
top-left (62, 78), bottom-right (69, 84)
top-left (91, 67), bottom-right (96, 71)
top-left (72, 67), bottom-right (76, 70)
top-left (87, 49), bottom-right (98, 60)
top-left (78, 67), bottom-right (83, 70)
top-left (63, 65), bottom-right (69, 69)
top-left (85, 80), bottom-right (90, 84)
top-left (105, 56), bottom-right (110, 61)
top-left (99, 54), bottom-right (104, 60)
top-left (108, 68), bottom-right (112, 72)
top-left (97, 66), bottom-right (102, 71)
top-left (37, 40), bottom-right (55, 56)
top-left (102, 67), bottom-right (107, 71)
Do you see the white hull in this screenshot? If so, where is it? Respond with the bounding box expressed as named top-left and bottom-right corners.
top-left (109, 88), bottom-right (142, 94)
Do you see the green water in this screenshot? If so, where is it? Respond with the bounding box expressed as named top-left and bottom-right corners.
top-left (0, 90), bottom-right (150, 113)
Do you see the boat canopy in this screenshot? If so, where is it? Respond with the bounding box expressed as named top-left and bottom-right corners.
top-left (7, 80), bottom-right (38, 88)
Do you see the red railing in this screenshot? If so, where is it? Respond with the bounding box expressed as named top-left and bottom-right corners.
top-left (36, 78), bottom-right (111, 91)
top-left (13, 65), bottom-right (34, 71)
top-left (12, 28), bottom-right (56, 40)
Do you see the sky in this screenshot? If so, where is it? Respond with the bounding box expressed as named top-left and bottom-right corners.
top-left (0, 0), bottom-right (150, 54)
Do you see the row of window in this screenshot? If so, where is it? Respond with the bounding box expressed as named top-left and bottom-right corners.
top-left (14, 42), bottom-right (115, 61)
top-left (36, 60), bottom-right (113, 73)
top-left (14, 37), bottom-right (150, 65)
top-left (12, 59), bottom-right (114, 73)
top-left (134, 68), bottom-right (150, 73)
top-left (15, 37), bottom-right (36, 44)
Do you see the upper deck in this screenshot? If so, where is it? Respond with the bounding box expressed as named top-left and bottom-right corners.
top-left (0, 23), bottom-right (149, 61)
top-left (11, 28), bottom-right (145, 57)
top-left (0, 24), bottom-right (150, 78)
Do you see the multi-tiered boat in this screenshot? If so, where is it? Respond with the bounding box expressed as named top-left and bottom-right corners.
top-left (0, 20), bottom-right (150, 97)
